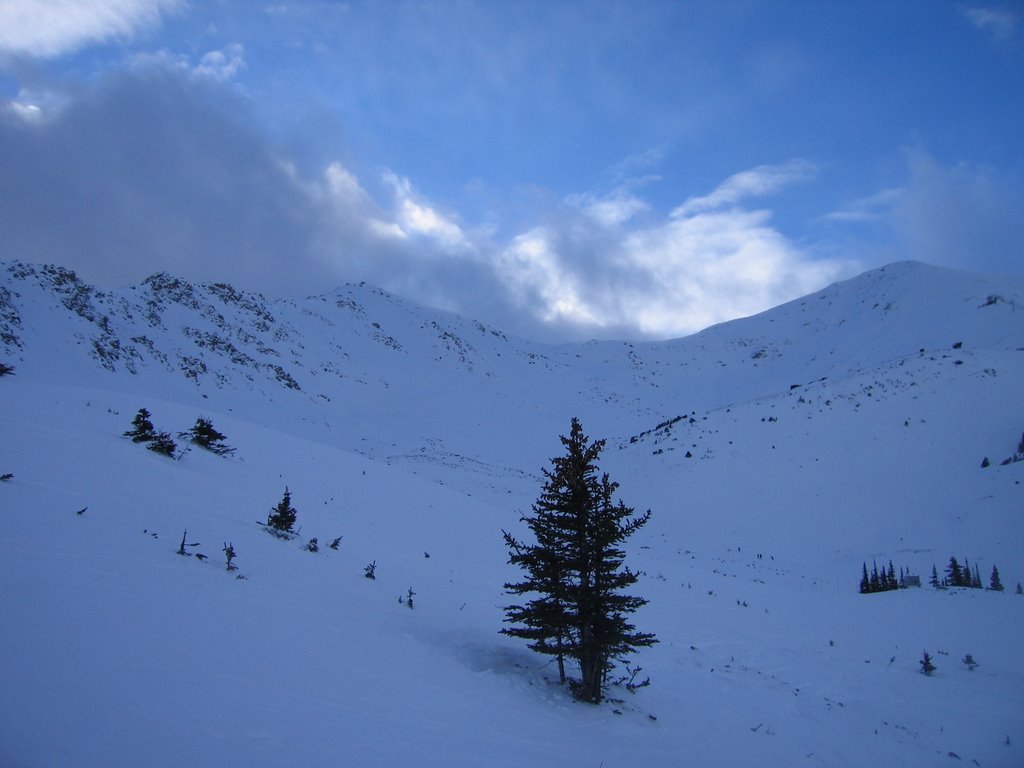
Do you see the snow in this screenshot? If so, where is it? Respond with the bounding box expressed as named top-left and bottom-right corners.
top-left (1, 259), bottom-right (1022, 766)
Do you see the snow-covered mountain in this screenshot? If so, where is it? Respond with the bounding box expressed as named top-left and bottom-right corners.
top-left (1, 259), bottom-right (1022, 767)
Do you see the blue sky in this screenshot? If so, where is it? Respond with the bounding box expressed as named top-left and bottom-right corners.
top-left (1, 0), bottom-right (1022, 341)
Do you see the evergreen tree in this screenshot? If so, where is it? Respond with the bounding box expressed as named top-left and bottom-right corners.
top-left (946, 556), bottom-right (963, 587)
top-left (930, 565), bottom-right (940, 589)
top-left (1015, 582), bottom-right (1022, 595)
top-left (124, 408), bottom-right (157, 443)
top-left (183, 417), bottom-right (235, 455)
top-left (920, 650), bottom-right (936, 676)
top-left (266, 487), bottom-right (298, 534)
top-left (869, 561), bottom-right (880, 593)
top-left (962, 654), bottom-right (978, 671)
top-left (859, 562), bottom-right (870, 594)
top-left (972, 564), bottom-right (982, 589)
top-left (989, 564), bottom-right (1004, 592)
top-left (223, 542), bottom-right (237, 571)
top-left (146, 430), bottom-right (177, 457)
top-left (503, 418), bottom-right (656, 704)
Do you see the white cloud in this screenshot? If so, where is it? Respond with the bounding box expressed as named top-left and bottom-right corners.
top-left (498, 229), bottom-right (604, 327)
top-left (0, 0), bottom-right (180, 59)
top-left (383, 171), bottom-right (470, 252)
top-left (821, 188), bottom-right (904, 223)
top-left (619, 209), bottom-right (847, 335)
top-left (3, 100), bottom-right (43, 123)
top-left (565, 188), bottom-right (649, 227)
top-left (489, 167), bottom-right (854, 339)
top-left (129, 44), bottom-right (246, 82)
top-left (962, 6), bottom-right (1019, 40)
top-left (193, 44), bottom-right (246, 82)
top-left (671, 159), bottom-right (817, 217)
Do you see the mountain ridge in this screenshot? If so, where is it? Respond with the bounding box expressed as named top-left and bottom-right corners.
top-left (1, 257), bottom-right (1022, 767)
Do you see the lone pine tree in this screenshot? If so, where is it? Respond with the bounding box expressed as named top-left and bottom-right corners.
top-left (502, 417), bottom-right (656, 704)
top-left (267, 487), bottom-right (298, 534)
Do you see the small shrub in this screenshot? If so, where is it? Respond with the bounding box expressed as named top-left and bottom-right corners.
top-left (364, 561), bottom-right (376, 579)
top-left (304, 537), bottom-right (319, 553)
top-left (962, 654), bottom-right (978, 671)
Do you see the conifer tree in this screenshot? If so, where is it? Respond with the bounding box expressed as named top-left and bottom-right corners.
top-left (920, 650), bottom-right (936, 676)
top-left (946, 556), bottom-right (963, 587)
top-left (182, 417), bottom-right (235, 455)
top-left (930, 565), bottom-right (940, 589)
top-left (989, 564), bottom-right (1004, 592)
top-left (503, 418), bottom-right (656, 704)
top-left (266, 487), bottom-right (298, 534)
top-left (124, 408), bottom-right (157, 443)
top-left (147, 430), bottom-right (177, 457)
top-left (859, 562), bottom-right (870, 594)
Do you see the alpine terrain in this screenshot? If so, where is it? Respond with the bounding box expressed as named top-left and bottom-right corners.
top-left (1, 258), bottom-right (1021, 767)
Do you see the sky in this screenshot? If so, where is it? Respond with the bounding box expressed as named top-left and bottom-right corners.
top-left (0, 0), bottom-right (1022, 342)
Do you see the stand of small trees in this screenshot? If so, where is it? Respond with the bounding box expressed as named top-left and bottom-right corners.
top-left (502, 418), bottom-right (656, 704)
top-left (0, 361), bottom-right (14, 376)
top-left (124, 408), bottom-right (177, 457)
top-left (858, 560), bottom-right (904, 593)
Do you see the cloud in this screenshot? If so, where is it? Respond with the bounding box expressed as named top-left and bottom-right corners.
top-left (962, 6), bottom-right (1019, 40)
top-left (671, 159), bottom-right (817, 217)
top-left (193, 44), bottom-right (247, 82)
top-left (565, 188), bottom-right (649, 227)
top-left (129, 44), bottom-right (247, 82)
top-left (821, 188), bottom-right (904, 224)
top-left (891, 149), bottom-right (1024, 275)
top-left (383, 172), bottom-right (470, 253)
top-left (494, 200), bottom-right (853, 339)
top-left (0, 0), bottom-right (180, 59)
top-left (0, 71), bottom-right (319, 295)
top-left (0, 66), bottom-right (855, 342)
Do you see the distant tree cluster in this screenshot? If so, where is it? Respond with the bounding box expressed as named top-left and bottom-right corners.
top-left (858, 560), bottom-right (907, 593)
top-left (0, 361), bottom-right (15, 376)
top-left (980, 431), bottom-right (1024, 468)
top-left (861, 557), bottom-right (1009, 594)
top-left (925, 556), bottom-right (1005, 591)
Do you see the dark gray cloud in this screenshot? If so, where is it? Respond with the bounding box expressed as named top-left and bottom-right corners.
top-left (0, 71), bottom-right (325, 294)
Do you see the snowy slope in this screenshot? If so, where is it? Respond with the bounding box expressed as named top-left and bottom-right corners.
top-left (1, 259), bottom-right (1022, 767)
